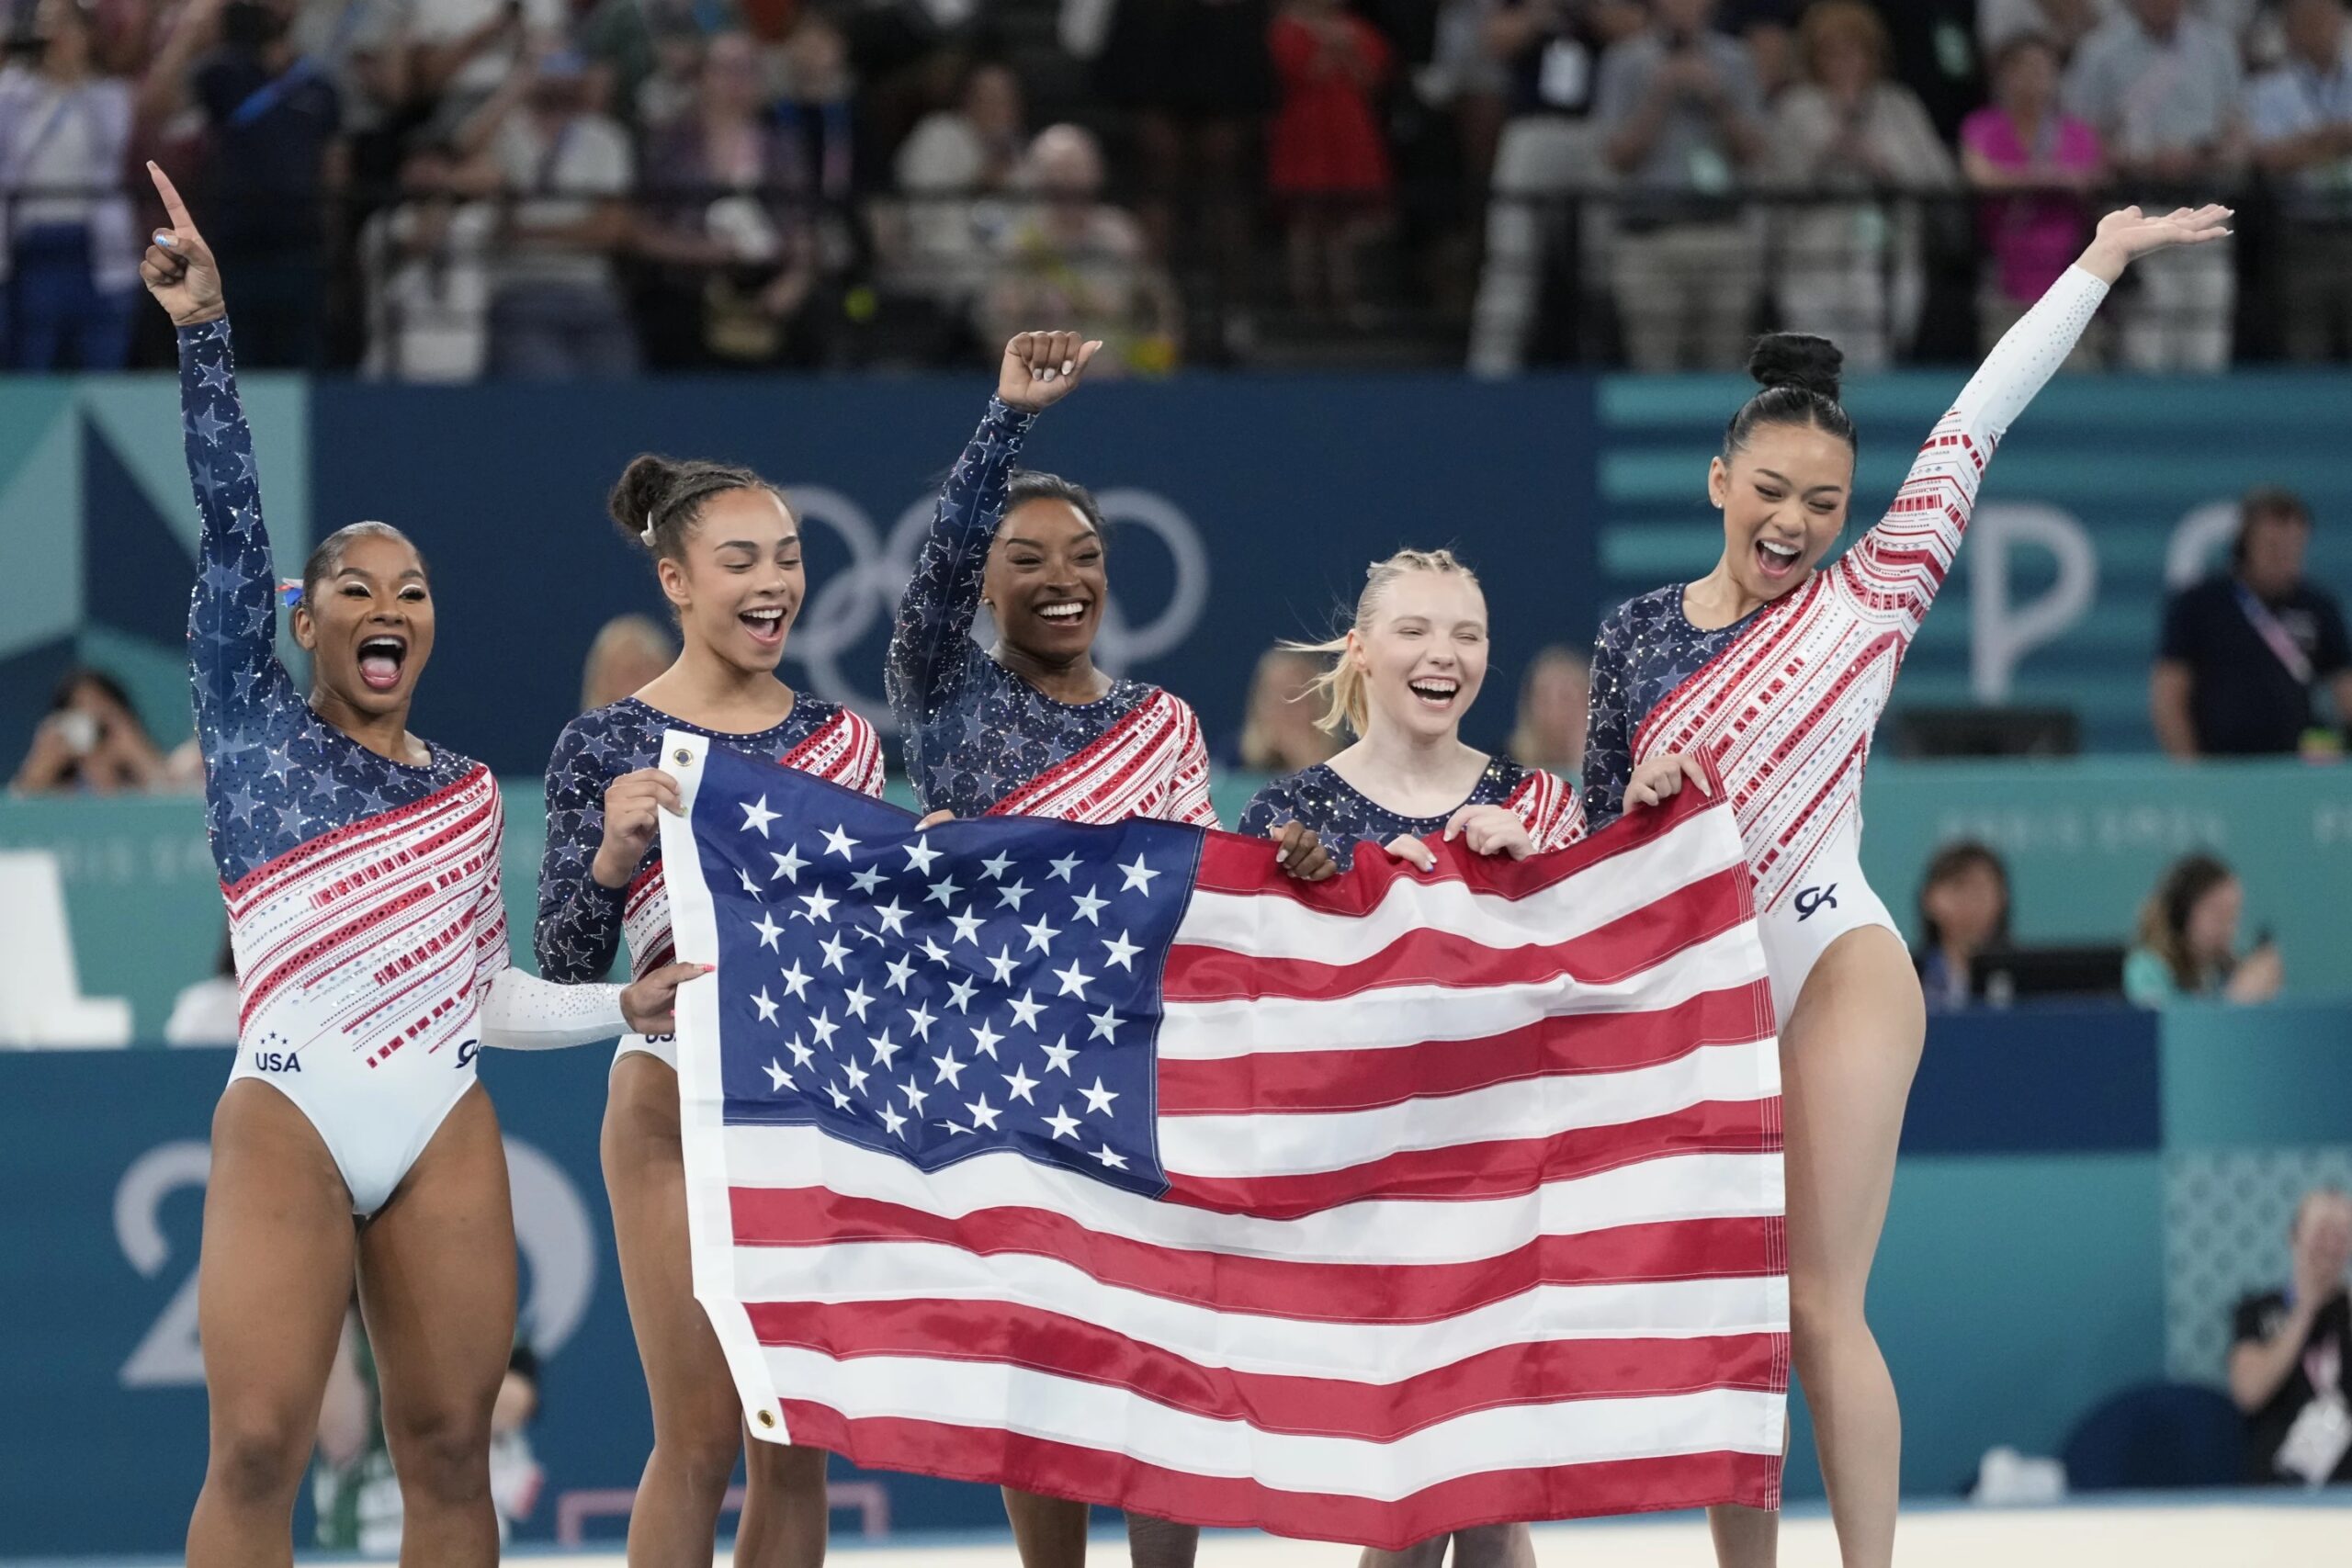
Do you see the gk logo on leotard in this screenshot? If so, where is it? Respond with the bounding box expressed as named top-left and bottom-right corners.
top-left (1795, 885), bottom-right (1839, 921)
top-left (455, 1039), bottom-right (480, 1067)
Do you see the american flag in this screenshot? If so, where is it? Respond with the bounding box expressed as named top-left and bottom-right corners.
top-left (657, 732), bottom-right (1788, 1549)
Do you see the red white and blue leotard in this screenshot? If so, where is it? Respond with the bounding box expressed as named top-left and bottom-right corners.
top-left (183, 318), bottom-right (629, 1214)
top-left (535, 695), bottom-right (885, 1069)
top-left (1583, 267), bottom-right (2109, 1015)
top-left (885, 397), bottom-right (1218, 829)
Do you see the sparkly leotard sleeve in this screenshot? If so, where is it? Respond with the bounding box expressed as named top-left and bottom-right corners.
top-left (885, 396), bottom-right (1220, 828)
top-left (1580, 265), bottom-right (2109, 908)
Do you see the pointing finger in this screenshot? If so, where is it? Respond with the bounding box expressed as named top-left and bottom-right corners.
top-left (147, 160), bottom-right (197, 235)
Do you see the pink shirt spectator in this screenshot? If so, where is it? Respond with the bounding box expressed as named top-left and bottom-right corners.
top-left (1962, 105), bottom-right (2103, 303)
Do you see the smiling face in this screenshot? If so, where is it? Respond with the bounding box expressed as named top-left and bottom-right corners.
top-left (295, 531), bottom-right (435, 721)
top-left (1350, 570), bottom-right (1489, 744)
top-left (656, 487), bottom-right (804, 674)
top-left (985, 497), bottom-right (1106, 666)
top-left (1710, 421), bottom-right (1855, 603)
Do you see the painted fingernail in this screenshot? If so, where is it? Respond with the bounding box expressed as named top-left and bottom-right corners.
top-left (1061, 360), bottom-right (1075, 375)
top-left (155, 233), bottom-right (176, 248)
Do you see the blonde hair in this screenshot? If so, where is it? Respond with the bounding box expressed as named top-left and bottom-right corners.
top-left (1283, 548), bottom-right (1482, 739)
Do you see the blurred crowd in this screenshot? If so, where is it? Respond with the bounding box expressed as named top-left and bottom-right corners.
top-left (4, 0), bottom-right (2352, 373)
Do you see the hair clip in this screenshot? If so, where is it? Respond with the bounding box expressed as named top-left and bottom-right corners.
top-left (277, 579), bottom-right (304, 608)
top-left (641, 513), bottom-right (658, 546)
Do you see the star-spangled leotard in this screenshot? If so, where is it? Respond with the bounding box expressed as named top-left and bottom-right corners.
top-left (1237, 757), bottom-right (1583, 870)
top-left (182, 317), bottom-right (628, 1213)
top-left (536, 694), bottom-right (885, 1068)
top-left (884, 397), bottom-right (1218, 829)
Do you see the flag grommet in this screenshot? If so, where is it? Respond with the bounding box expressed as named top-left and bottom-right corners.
top-left (754, 1409), bottom-right (777, 1429)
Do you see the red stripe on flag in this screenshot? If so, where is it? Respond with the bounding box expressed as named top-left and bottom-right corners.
top-left (1158, 981), bottom-right (1774, 1114)
top-left (729, 1190), bottom-right (1785, 1314)
top-left (765, 1404), bottom-right (1781, 1548)
top-left (1192, 784), bottom-right (1722, 907)
top-left (1161, 1100), bottom-right (1780, 1219)
top-left (742, 1297), bottom-right (1785, 1437)
top-left (1163, 863), bottom-right (1753, 1002)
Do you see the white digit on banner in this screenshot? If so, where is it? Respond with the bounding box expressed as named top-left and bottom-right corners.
top-left (116, 1136), bottom-right (599, 1387)
top-left (116, 1141), bottom-right (210, 1388)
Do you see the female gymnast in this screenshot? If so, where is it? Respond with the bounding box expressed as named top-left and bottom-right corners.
top-left (142, 164), bottom-right (697, 1568)
top-left (537, 455), bottom-right (886, 1567)
top-left (888, 330), bottom-right (1306, 1568)
top-left (1238, 547), bottom-right (1698, 1568)
top-left (1580, 203), bottom-right (2230, 1568)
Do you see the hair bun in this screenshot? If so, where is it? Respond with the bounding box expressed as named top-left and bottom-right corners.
top-left (1747, 333), bottom-right (1844, 401)
top-left (607, 454), bottom-right (686, 547)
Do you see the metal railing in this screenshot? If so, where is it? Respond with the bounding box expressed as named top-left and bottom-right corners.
top-left (0, 179), bottom-right (2335, 375)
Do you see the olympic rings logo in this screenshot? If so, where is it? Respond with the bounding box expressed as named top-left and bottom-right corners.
top-left (780, 485), bottom-right (1213, 729)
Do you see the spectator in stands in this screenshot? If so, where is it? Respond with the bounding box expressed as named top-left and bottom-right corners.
top-left (1505, 642), bottom-right (1589, 774)
top-left (2248, 0), bottom-right (2352, 363)
top-left (580, 612), bottom-right (677, 712)
top-left (458, 49), bottom-right (639, 378)
top-left (409, 0), bottom-right (563, 127)
top-left (1231, 646), bottom-right (1341, 772)
top-left (0, 0), bottom-right (138, 369)
top-left (2230, 1186), bottom-right (2352, 1485)
top-left (980, 123), bottom-right (1180, 374)
top-left (1460, 0), bottom-right (1649, 375)
top-left (1962, 31), bottom-right (2107, 358)
top-left (164, 931), bottom-right (241, 1046)
top-left (1767, 0), bottom-right (1957, 371)
top-left (9, 666), bottom-right (167, 795)
top-left (890, 60), bottom-right (1025, 313)
top-left (2152, 486), bottom-right (2352, 757)
top-left (2063, 0), bottom-right (2245, 369)
top-left (1980, 0), bottom-right (2115, 62)
top-left (187, 0), bottom-right (343, 368)
top-left (1267, 0), bottom-right (1395, 323)
top-left (1091, 0), bottom-right (1275, 355)
top-left (358, 140), bottom-right (502, 381)
top-left (1718, 0), bottom-right (1799, 102)
top-left (637, 29), bottom-right (820, 368)
top-left (2122, 852), bottom-right (2283, 1005)
top-left (1592, 0), bottom-right (1769, 370)
top-left (772, 10), bottom-right (855, 205)
top-left (1912, 840), bottom-right (2012, 1010)
top-left (579, 0), bottom-right (741, 128)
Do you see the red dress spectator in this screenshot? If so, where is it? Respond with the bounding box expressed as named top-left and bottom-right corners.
top-left (1267, 0), bottom-right (1392, 321)
top-left (1267, 0), bottom-right (1393, 197)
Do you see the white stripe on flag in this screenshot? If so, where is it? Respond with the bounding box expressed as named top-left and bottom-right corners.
top-left (721, 1124), bottom-right (1784, 1263)
top-left (1157, 1036), bottom-right (1778, 1179)
top-left (729, 1243), bottom-right (1789, 1380)
top-left (755, 1347), bottom-right (1787, 1493)
top-left (1158, 924), bottom-right (1770, 1061)
top-left (1176, 809), bottom-right (1743, 964)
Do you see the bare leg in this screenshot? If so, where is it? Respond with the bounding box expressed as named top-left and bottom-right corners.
top-left (1003, 1489), bottom-right (1090, 1568)
top-left (605, 1053), bottom-right (829, 1567)
top-left (185, 1081), bottom-right (358, 1568)
top-left (358, 1085), bottom-right (513, 1568)
top-left (1363, 1524), bottom-right (1532, 1568)
top-left (1125, 1512), bottom-right (1200, 1567)
top-left (1713, 929), bottom-right (1921, 1568)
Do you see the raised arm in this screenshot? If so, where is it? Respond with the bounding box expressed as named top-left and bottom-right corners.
top-left (883, 332), bottom-right (1100, 727)
top-left (144, 163), bottom-right (298, 758)
top-left (1843, 204), bottom-right (2230, 634)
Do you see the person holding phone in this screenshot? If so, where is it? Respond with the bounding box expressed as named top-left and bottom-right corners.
top-left (10, 667), bottom-right (168, 795)
top-left (2122, 852), bottom-right (2284, 1006)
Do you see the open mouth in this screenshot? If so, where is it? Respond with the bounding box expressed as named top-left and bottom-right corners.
top-left (1407, 676), bottom-right (1459, 710)
top-left (1754, 537), bottom-right (1803, 581)
top-left (356, 635), bottom-right (407, 693)
top-left (740, 605), bottom-right (787, 648)
top-left (1035, 599), bottom-right (1090, 627)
